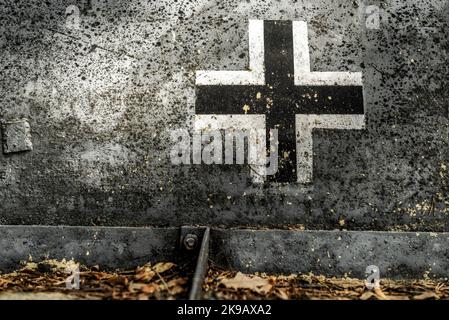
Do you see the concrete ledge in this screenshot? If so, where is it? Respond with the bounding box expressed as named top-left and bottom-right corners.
top-left (1, 226), bottom-right (448, 279)
top-left (210, 229), bottom-right (449, 279)
top-left (0, 226), bottom-right (179, 272)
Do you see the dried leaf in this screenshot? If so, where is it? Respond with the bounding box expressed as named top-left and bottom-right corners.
top-left (275, 288), bottom-right (289, 300)
top-left (107, 275), bottom-right (128, 286)
top-left (220, 272), bottom-right (273, 294)
top-left (152, 262), bottom-right (175, 274)
top-left (135, 265), bottom-right (155, 282)
top-left (387, 295), bottom-right (410, 300)
top-left (128, 282), bottom-right (157, 294)
top-left (360, 292), bottom-right (376, 300)
top-left (413, 292), bottom-right (440, 300)
top-left (374, 287), bottom-right (388, 300)
top-left (90, 272), bottom-right (110, 280)
top-left (166, 278), bottom-right (188, 288)
top-left (141, 285), bottom-right (157, 294)
top-left (169, 285), bottom-right (186, 295)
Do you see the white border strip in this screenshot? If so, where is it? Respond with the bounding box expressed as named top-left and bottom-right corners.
top-left (195, 20), bottom-right (265, 86)
top-left (292, 21), bottom-right (362, 86)
top-left (296, 114), bottom-right (365, 183)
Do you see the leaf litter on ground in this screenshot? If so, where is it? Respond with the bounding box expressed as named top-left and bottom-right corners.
top-left (0, 259), bottom-right (188, 300)
top-left (1, 260), bottom-right (448, 300)
top-left (204, 266), bottom-right (449, 300)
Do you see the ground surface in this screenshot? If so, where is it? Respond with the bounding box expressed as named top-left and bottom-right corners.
top-left (0, 260), bottom-right (448, 300)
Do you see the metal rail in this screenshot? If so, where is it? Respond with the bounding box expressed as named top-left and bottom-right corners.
top-left (188, 227), bottom-right (210, 300)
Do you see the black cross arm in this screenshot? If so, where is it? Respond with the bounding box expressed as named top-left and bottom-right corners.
top-left (288, 85), bottom-right (364, 115)
top-left (195, 85), bottom-right (270, 115)
top-left (195, 84), bottom-right (364, 115)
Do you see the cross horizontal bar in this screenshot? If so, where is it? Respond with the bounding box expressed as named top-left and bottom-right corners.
top-left (195, 85), bottom-right (364, 115)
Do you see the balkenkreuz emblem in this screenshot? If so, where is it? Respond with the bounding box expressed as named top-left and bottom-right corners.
top-left (195, 20), bottom-right (365, 183)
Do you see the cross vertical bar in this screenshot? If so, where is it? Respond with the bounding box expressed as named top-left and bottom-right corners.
top-left (264, 20), bottom-right (297, 183)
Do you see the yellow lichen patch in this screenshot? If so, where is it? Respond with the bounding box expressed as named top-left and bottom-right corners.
top-left (440, 162), bottom-right (447, 179)
top-left (393, 194), bottom-right (449, 217)
top-left (266, 97), bottom-right (273, 109)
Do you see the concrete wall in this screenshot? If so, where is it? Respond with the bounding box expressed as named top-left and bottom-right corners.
top-left (0, 0), bottom-right (448, 230)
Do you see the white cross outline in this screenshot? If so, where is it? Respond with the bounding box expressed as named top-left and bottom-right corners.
top-left (195, 20), bottom-right (365, 183)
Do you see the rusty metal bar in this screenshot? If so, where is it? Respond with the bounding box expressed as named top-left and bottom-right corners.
top-left (188, 227), bottom-right (210, 300)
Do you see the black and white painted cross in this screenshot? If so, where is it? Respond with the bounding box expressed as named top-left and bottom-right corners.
top-left (195, 20), bottom-right (365, 183)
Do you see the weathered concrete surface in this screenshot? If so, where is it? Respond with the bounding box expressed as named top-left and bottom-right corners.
top-left (0, 226), bottom-right (179, 272)
top-left (210, 229), bottom-right (449, 279)
top-left (0, 0), bottom-right (448, 230)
